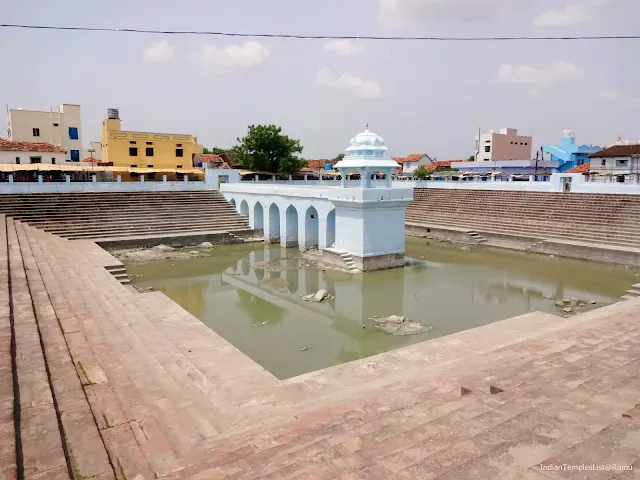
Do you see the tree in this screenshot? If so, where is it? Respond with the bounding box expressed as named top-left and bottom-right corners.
top-left (332, 153), bottom-right (345, 162)
top-left (413, 166), bottom-right (431, 180)
top-left (235, 125), bottom-right (306, 176)
top-left (203, 146), bottom-right (234, 155)
top-left (468, 155), bottom-right (475, 162)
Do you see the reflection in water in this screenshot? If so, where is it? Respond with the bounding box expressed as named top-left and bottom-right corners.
top-left (124, 239), bottom-right (638, 379)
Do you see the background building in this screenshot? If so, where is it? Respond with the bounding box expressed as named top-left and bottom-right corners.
top-left (100, 108), bottom-right (203, 169)
top-left (392, 153), bottom-right (435, 174)
top-left (6, 104), bottom-right (83, 162)
top-left (588, 143), bottom-right (640, 180)
top-left (543, 130), bottom-right (601, 172)
top-left (475, 128), bottom-right (532, 162)
top-left (0, 138), bottom-right (66, 165)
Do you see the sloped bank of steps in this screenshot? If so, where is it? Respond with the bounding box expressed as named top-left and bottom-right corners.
top-left (0, 190), bottom-right (252, 243)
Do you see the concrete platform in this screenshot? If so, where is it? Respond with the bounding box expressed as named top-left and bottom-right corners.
top-left (2, 216), bottom-right (640, 479)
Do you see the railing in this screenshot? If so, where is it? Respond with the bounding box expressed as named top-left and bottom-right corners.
top-left (0, 180), bottom-right (211, 194)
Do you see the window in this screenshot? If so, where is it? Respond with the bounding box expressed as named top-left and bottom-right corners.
top-left (30, 157), bottom-right (42, 164)
top-left (147, 164), bottom-right (154, 168)
top-left (601, 159), bottom-right (606, 166)
top-left (485, 140), bottom-right (490, 143)
top-left (577, 159), bottom-right (584, 166)
top-left (70, 150), bottom-right (80, 162)
top-left (520, 142), bottom-right (523, 145)
top-left (524, 143), bottom-right (528, 145)
top-left (176, 148), bottom-right (184, 157)
top-left (146, 141), bottom-right (153, 145)
top-left (32, 128), bottom-right (40, 137)
top-left (130, 165), bottom-right (137, 168)
top-left (15, 157), bottom-right (20, 164)
top-left (147, 172), bottom-right (156, 180)
top-left (68, 127), bottom-right (79, 140)
top-left (510, 142), bottom-right (513, 144)
top-left (617, 159), bottom-right (629, 167)
top-left (51, 158), bottom-right (56, 164)
top-left (129, 140), bottom-right (137, 145)
top-left (129, 147), bottom-right (138, 156)
top-left (176, 143), bottom-right (182, 147)
top-left (176, 164), bottom-right (183, 169)
top-left (484, 145), bottom-right (491, 153)
top-left (53, 123), bottom-right (59, 127)
top-left (146, 147), bottom-right (154, 156)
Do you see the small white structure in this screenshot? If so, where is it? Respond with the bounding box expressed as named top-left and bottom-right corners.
top-left (475, 128), bottom-right (532, 162)
top-left (221, 125), bottom-right (413, 272)
top-left (326, 125), bottom-right (412, 270)
top-left (395, 154), bottom-right (435, 174)
top-left (0, 139), bottom-right (67, 165)
top-left (7, 104), bottom-right (83, 163)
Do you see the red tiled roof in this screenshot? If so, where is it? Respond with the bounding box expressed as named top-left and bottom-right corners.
top-left (306, 159), bottom-right (333, 169)
top-left (200, 154), bottom-right (223, 163)
top-left (567, 163), bottom-right (590, 173)
top-left (432, 160), bottom-right (459, 168)
top-left (392, 157), bottom-right (408, 164)
top-left (299, 167), bottom-right (313, 173)
top-left (405, 154), bottom-right (424, 162)
top-left (0, 138), bottom-right (65, 153)
top-left (589, 144), bottom-right (640, 158)
top-left (83, 157), bottom-right (101, 163)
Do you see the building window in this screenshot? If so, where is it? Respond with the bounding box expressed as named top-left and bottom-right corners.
top-left (510, 142), bottom-right (513, 144)
top-left (617, 159), bottom-right (629, 167)
top-left (53, 123), bottom-right (59, 127)
top-left (147, 172), bottom-right (156, 180)
top-left (52, 158), bottom-right (56, 164)
top-left (485, 140), bottom-right (490, 143)
top-left (484, 146), bottom-right (491, 153)
top-left (30, 157), bottom-right (42, 164)
top-left (176, 143), bottom-right (182, 147)
top-left (146, 147), bottom-right (154, 156)
top-left (129, 147), bottom-right (138, 156)
top-left (15, 157), bottom-right (20, 164)
top-left (70, 150), bottom-right (80, 162)
top-left (129, 140), bottom-right (137, 145)
top-left (130, 165), bottom-right (137, 168)
top-left (147, 164), bottom-right (153, 168)
top-left (176, 148), bottom-right (184, 157)
top-left (176, 164), bottom-right (183, 169)
top-left (577, 159), bottom-right (584, 166)
top-left (146, 141), bottom-right (153, 145)
top-left (68, 127), bottom-right (79, 140)
top-left (601, 159), bottom-right (606, 166)
top-left (32, 128), bottom-right (40, 137)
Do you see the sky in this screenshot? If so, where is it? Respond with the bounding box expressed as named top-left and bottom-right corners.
top-left (1, 0), bottom-right (639, 159)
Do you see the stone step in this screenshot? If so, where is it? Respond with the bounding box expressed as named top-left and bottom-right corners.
top-left (407, 216), bottom-right (640, 248)
top-left (37, 216), bottom-right (248, 233)
top-left (60, 224), bottom-right (251, 240)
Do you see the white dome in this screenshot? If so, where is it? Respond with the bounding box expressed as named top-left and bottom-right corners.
top-left (348, 125), bottom-right (385, 148)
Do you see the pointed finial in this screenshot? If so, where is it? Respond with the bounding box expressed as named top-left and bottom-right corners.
top-left (365, 123), bottom-right (369, 130)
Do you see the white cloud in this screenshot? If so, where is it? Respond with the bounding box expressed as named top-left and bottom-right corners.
top-left (197, 41), bottom-right (270, 70)
top-left (324, 40), bottom-right (364, 57)
top-left (142, 41), bottom-right (175, 63)
top-left (316, 67), bottom-right (382, 100)
top-left (497, 61), bottom-right (583, 94)
top-left (378, 0), bottom-right (536, 23)
top-left (533, 0), bottom-right (626, 27)
top-left (600, 89), bottom-right (619, 101)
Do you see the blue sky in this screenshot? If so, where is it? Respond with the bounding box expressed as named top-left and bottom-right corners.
top-left (1, 0), bottom-right (638, 159)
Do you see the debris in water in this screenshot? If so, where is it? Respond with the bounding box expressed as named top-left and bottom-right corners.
top-left (301, 347), bottom-right (309, 352)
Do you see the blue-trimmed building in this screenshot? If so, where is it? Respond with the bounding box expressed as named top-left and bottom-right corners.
top-left (543, 131), bottom-right (601, 172)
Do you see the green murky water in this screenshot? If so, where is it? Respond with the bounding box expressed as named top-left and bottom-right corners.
top-left (124, 238), bottom-right (638, 379)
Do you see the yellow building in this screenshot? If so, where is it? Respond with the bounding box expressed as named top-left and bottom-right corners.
top-left (100, 108), bottom-right (203, 170)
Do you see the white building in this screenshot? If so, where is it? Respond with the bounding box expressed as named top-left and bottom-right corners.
top-left (6, 104), bottom-right (83, 162)
top-left (0, 139), bottom-right (67, 164)
top-left (475, 128), bottom-right (532, 162)
top-left (588, 143), bottom-right (640, 180)
top-left (393, 153), bottom-right (435, 174)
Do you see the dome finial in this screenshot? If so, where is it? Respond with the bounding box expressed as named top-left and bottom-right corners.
top-left (365, 123), bottom-right (369, 131)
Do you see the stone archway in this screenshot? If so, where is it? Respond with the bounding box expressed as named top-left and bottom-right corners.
top-left (304, 206), bottom-right (319, 249)
top-left (240, 199), bottom-right (249, 217)
top-left (284, 205), bottom-right (299, 247)
top-left (268, 203), bottom-right (280, 243)
top-left (326, 209), bottom-right (336, 248)
top-left (254, 202), bottom-right (264, 230)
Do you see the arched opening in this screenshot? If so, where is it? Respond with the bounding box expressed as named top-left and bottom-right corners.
top-left (326, 209), bottom-right (336, 247)
top-left (268, 203), bottom-right (280, 242)
top-left (253, 202), bottom-right (264, 230)
top-left (305, 206), bottom-right (319, 249)
top-left (284, 205), bottom-right (298, 247)
top-left (240, 199), bottom-right (249, 217)
top-left (229, 198), bottom-right (236, 211)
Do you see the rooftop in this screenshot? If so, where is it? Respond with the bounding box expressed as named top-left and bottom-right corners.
top-left (589, 144), bottom-right (640, 158)
top-left (567, 163), bottom-right (591, 173)
top-left (0, 138), bottom-right (66, 153)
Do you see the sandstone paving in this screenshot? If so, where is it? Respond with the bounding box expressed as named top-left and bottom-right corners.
top-left (2, 217), bottom-right (640, 479)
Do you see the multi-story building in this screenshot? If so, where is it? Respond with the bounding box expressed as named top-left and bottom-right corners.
top-left (6, 104), bottom-right (83, 162)
top-left (474, 128), bottom-right (532, 162)
top-left (100, 108), bottom-right (203, 169)
top-left (588, 143), bottom-right (640, 181)
top-left (542, 131), bottom-right (601, 172)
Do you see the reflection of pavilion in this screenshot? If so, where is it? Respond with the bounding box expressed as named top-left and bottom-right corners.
top-left (224, 246), bottom-right (407, 322)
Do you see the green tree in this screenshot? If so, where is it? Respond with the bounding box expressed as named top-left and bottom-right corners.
top-left (235, 125), bottom-right (306, 175)
top-left (203, 146), bottom-right (234, 155)
top-left (332, 153), bottom-right (345, 162)
top-left (468, 155), bottom-right (475, 161)
top-left (413, 165), bottom-right (431, 180)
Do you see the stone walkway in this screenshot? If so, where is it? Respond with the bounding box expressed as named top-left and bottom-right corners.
top-left (2, 215), bottom-right (640, 479)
